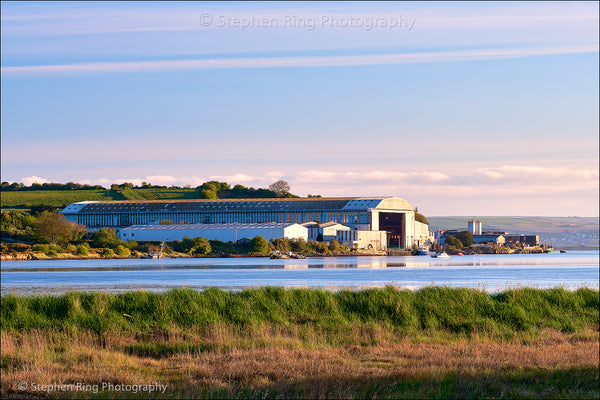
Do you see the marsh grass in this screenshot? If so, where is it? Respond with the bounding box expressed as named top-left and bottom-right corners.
top-left (1, 287), bottom-right (598, 399)
top-left (2, 287), bottom-right (598, 341)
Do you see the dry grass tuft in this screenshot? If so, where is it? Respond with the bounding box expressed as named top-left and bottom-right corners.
top-left (1, 328), bottom-right (598, 399)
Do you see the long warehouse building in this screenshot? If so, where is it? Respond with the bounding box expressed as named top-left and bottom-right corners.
top-left (61, 196), bottom-right (428, 248)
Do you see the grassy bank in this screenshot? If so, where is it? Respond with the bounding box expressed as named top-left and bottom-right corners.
top-left (1, 287), bottom-right (598, 399)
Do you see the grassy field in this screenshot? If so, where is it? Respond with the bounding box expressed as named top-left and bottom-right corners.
top-left (1, 190), bottom-right (113, 208)
top-left (119, 188), bottom-right (197, 201)
top-left (1, 287), bottom-right (598, 399)
top-left (1, 188), bottom-right (198, 208)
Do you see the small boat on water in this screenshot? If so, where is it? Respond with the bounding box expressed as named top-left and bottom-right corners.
top-left (144, 241), bottom-right (165, 259)
top-left (560, 249), bottom-right (567, 254)
top-left (457, 253), bottom-right (464, 256)
top-left (415, 247), bottom-right (430, 256)
top-left (431, 251), bottom-right (450, 258)
top-left (146, 251), bottom-right (162, 259)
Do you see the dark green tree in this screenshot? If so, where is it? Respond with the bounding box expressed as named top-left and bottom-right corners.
top-left (272, 238), bottom-right (291, 253)
top-left (455, 231), bottom-right (474, 247)
top-left (249, 236), bottom-right (269, 254)
top-left (328, 239), bottom-right (341, 252)
top-left (268, 180), bottom-right (291, 196)
top-left (91, 228), bottom-right (122, 248)
top-left (114, 244), bottom-right (131, 256)
top-left (290, 238), bottom-right (308, 253)
top-left (192, 237), bottom-right (211, 255)
top-left (177, 236), bottom-right (195, 253)
top-left (34, 212), bottom-right (87, 246)
top-left (445, 235), bottom-right (463, 249)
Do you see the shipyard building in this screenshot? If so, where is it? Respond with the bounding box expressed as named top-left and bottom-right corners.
top-left (61, 197), bottom-right (430, 249)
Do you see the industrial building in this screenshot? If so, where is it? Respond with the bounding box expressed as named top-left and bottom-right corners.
top-left (301, 221), bottom-right (351, 241)
top-left (336, 230), bottom-right (388, 251)
top-left (468, 220), bottom-right (483, 235)
top-left (61, 196), bottom-right (429, 249)
top-left (503, 235), bottom-right (539, 246)
top-left (118, 222), bottom-right (307, 242)
top-left (438, 231), bottom-right (506, 246)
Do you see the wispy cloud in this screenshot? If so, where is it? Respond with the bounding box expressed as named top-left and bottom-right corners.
top-left (21, 164), bottom-right (598, 215)
top-left (295, 165), bottom-right (599, 190)
top-left (21, 176), bottom-right (50, 185)
top-left (23, 165), bottom-right (598, 193)
top-left (1, 2), bottom-right (596, 36)
top-left (3, 44), bottom-right (597, 75)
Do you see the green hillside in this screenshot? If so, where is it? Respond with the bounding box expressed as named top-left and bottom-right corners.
top-left (119, 188), bottom-right (197, 201)
top-left (1, 190), bottom-right (113, 208)
top-left (1, 188), bottom-right (197, 208)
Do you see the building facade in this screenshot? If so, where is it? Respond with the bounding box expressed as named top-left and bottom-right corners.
top-left (118, 222), bottom-right (308, 242)
top-left (61, 196), bottom-right (424, 248)
top-left (337, 230), bottom-right (388, 251)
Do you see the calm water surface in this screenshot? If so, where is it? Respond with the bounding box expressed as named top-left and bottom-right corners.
top-left (1, 251), bottom-right (598, 294)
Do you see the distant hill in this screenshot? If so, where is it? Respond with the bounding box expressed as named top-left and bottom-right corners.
top-left (428, 216), bottom-right (599, 248)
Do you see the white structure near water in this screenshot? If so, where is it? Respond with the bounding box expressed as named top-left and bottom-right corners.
top-left (336, 230), bottom-right (388, 251)
top-left (63, 196), bottom-right (431, 249)
top-left (118, 222), bottom-right (308, 242)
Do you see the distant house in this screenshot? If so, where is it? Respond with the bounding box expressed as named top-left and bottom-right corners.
top-left (337, 230), bottom-right (387, 251)
top-left (300, 221), bottom-right (350, 241)
top-left (414, 221), bottom-right (434, 247)
top-left (503, 235), bottom-right (539, 246)
top-left (472, 234), bottom-right (505, 245)
top-left (318, 221), bottom-right (350, 241)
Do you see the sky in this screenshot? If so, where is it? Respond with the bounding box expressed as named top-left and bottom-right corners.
top-left (1, 1), bottom-right (598, 216)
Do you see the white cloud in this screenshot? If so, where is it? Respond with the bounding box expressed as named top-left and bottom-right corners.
top-left (79, 178), bottom-right (111, 186)
top-left (144, 175), bottom-right (180, 186)
top-left (14, 164), bottom-right (598, 215)
top-left (207, 174), bottom-right (258, 184)
top-left (20, 176), bottom-right (50, 185)
top-left (3, 44), bottom-right (597, 76)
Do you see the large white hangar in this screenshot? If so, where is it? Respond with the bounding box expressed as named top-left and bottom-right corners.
top-left (61, 197), bottom-right (428, 248)
top-left (118, 222), bottom-right (308, 242)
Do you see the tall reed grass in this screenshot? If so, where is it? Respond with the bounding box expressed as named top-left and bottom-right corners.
top-left (2, 287), bottom-right (598, 342)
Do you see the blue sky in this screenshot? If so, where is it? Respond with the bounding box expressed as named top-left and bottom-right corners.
top-left (1, 1), bottom-right (598, 216)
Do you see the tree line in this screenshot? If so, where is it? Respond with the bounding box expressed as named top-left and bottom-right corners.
top-left (1, 182), bottom-right (106, 191)
top-left (1, 180), bottom-right (303, 200)
top-left (196, 180), bottom-right (297, 199)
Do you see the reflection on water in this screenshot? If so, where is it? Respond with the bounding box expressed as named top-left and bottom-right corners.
top-left (1, 251), bottom-right (598, 295)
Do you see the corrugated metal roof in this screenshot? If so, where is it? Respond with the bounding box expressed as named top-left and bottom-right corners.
top-left (342, 198), bottom-right (385, 210)
top-left (121, 222), bottom-right (302, 231)
top-left (62, 196), bottom-right (411, 214)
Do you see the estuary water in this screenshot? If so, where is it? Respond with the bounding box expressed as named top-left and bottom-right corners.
top-left (1, 251), bottom-right (598, 295)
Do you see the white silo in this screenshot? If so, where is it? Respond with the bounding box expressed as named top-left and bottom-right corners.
top-left (468, 219), bottom-right (482, 235)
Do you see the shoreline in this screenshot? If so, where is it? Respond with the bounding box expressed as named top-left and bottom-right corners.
top-left (3, 247), bottom-right (593, 262)
top-left (0, 250), bottom-right (392, 261)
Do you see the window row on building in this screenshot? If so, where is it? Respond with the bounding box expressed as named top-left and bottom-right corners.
top-left (71, 210), bottom-right (371, 228)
